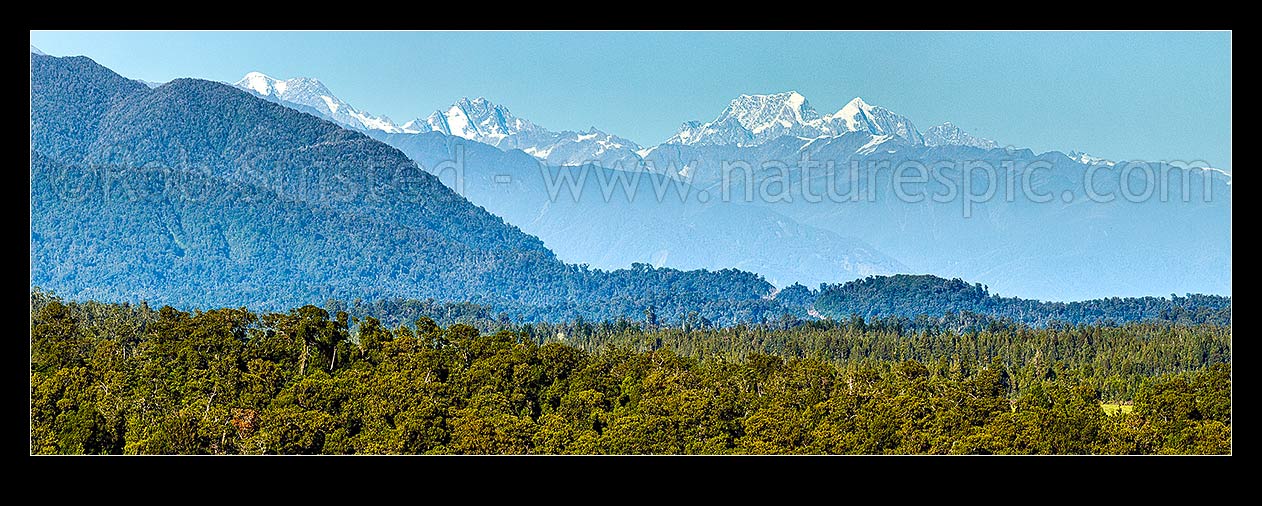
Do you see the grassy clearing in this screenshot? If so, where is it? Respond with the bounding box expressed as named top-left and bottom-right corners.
top-left (1102, 402), bottom-right (1135, 415)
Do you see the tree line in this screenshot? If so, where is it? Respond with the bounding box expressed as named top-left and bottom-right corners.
top-left (810, 274), bottom-right (1231, 326)
top-left (31, 293), bottom-right (1230, 454)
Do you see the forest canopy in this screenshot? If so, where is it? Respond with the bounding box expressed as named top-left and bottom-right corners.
top-left (31, 292), bottom-right (1230, 455)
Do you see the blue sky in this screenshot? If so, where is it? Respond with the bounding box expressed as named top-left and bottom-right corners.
top-left (31, 31), bottom-right (1232, 169)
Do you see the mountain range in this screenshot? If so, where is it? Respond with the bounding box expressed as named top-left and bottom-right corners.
top-left (31, 52), bottom-right (798, 324)
top-left (665, 92), bottom-right (924, 147)
top-left (235, 73), bottom-right (646, 168)
top-left (27, 48), bottom-right (1230, 317)
top-left (233, 72), bottom-right (991, 165)
top-left (229, 69), bottom-right (1230, 300)
top-left (230, 72), bottom-right (910, 287)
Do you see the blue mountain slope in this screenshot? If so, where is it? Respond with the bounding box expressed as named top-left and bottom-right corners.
top-left (642, 132), bottom-right (1232, 300)
top-left (29, 53), bottom-right (784, 324)
top-left (30, 55), bottom-right (148, 162)
top-left (369, 130), bottom-right (906, 287)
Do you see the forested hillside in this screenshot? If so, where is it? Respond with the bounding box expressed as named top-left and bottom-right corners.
top-left (812, 275), bottom-right (1232, 327)
top-left (31, 293), bottom-right (1230, 454)
top-left (29, 53), bottom-right (781, 324)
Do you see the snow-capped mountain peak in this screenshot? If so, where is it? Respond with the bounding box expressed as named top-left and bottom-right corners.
top-left (722, 91), bottom-right (821, 135)
top-left (664, 91), bottom-right (824, 147)
top-left (728, 91), bottom-right (813, 122)
top-left (399, 97), bottom-right (644, 167)
top-left (235, 72), bottom-right (331, 99)
top-left (1068, 151), bottom-right (1115, 166)
top-left (829, 97), bottom-right (872, 131)
top-left (233, 71), bottom-right (403, 133)
top-left (666, 92), bottom-right (924, 147)
top-left (841, 96), bottom-right (872, 113)
top-left (404, 96), bottom-right (534, 142)
top-left (923, 122), bottom-right (1000, 149)
top-left (235, 73), bottom-right (334, 106)
top-left (822, 96), bottom-right (924, 145)
top-left (237, 71), bottom-right (279, 96)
